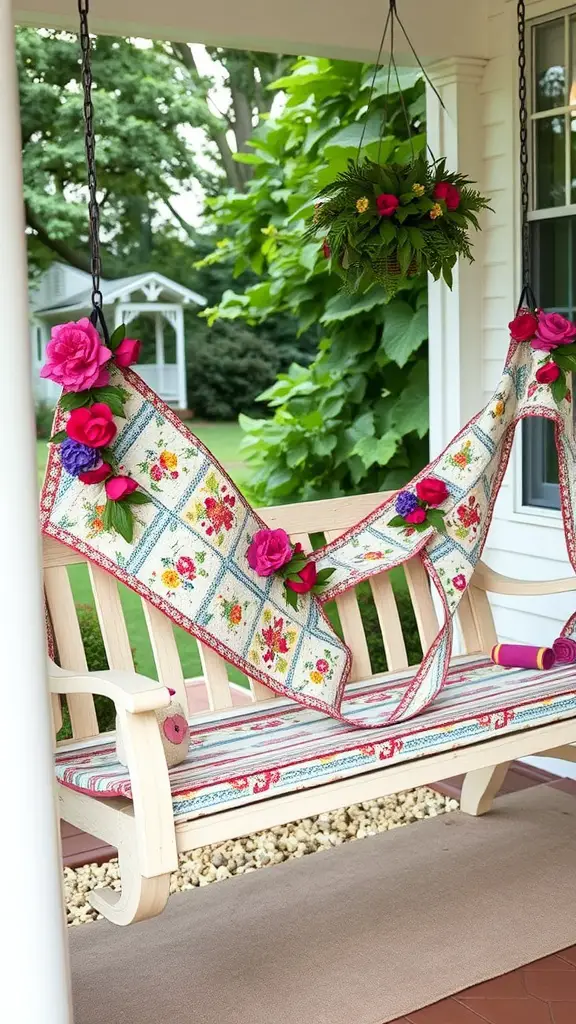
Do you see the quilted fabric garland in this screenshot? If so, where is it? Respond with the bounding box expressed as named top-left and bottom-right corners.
top-left (40, 365), bottom-right (351, 713)
top-left (41, 310), bottom-right (576, 730)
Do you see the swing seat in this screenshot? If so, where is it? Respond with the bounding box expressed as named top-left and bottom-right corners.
top-left (47, 493), bottom-right (576, 926)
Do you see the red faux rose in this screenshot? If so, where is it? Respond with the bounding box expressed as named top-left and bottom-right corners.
top-left (415, 476), bottom-right (449, 507)
top-left (535, 362), bottom-right (561, 384)
top-left (405, 508), bottom-right (426, 525)
top-left (114, 338), bottom-right (141, 368)
top-left (66, 403), bottom-right (117, 448)
top-left (285, 561), bottom-right (318, 595)
top-left (105, 476), bottom-right (139, 501)
top-left (78, 462), bottom-right (112, 485)
top-left (508, 310), bottom-right (538, 343)
top-left (376, 193), bottom-right (399, 217)
top-left (433, 181), bottom-right (460, 211)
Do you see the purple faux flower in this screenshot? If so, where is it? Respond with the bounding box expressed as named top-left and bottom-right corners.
top-left (395, 490), bottom-right (419, 518)
top-left (60, 437), bottom-right (100, 477)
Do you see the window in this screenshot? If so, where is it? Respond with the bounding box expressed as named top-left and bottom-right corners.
top-left (523, 8), bottom-right (576, 510)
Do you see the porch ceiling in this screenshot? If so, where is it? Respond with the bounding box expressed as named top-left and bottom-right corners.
top-left (14, 0), bottom-right (494, 63)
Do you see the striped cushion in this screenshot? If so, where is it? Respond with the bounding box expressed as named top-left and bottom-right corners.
top-left (55, 656), bottom-right (576, 822)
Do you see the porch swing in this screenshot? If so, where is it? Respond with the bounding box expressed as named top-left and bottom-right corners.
top-left (43, 0), bottom-right (576, 926)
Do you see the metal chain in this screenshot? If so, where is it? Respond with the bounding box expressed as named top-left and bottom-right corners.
top-left (78, 0), bottom-right (103, 311)
top-left (517, 0), bottom-right (531, 296)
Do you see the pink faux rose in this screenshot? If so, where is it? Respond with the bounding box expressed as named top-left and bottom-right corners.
top-left (405, 507), bottom-right (426, 525)
top-left (114, 338), bottom-right (141, 368)
top-left (247, 528), bottom-right (293, 576)
top-left (105, 476), bottom-right (138, 501)
top-left (78, 462), bottom-right (112, 485)
top-left (66, 404), bottom-right (117, 448)
top-left (416, 476), bottom-right (449, 506)
top-left (535, 361), bottom-right (561, 384)
top-left (40, 318), bottom-right (112, 392)
top-left (532, 310), bottom-right (576, 352)
top-left (508, 310), bottom-right (538, 343)
top-left (376, 193), bottom-right (399, 217)
top-left (433, 181), bottom-right (460, 211)
top-left (285, 561), bottom-right (318, 594)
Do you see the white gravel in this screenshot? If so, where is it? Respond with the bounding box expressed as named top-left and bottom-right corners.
top-left (64, 787), bottom-right (459, 926)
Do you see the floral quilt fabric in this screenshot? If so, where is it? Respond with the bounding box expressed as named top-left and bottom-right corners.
top-left (41, 366), bottom-right (351, 711)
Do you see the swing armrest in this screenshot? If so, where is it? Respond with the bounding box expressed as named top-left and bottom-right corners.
top-left (48, 659), bottom-right (171, 714)
top-left (473, 561), bottom-right (576, 597)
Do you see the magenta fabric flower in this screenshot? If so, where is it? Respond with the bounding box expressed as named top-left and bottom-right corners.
top-left (162, 714), bottom-right (188, 746)
top-left (453, 574), bottom-right (467, 591)
top-left (405, 508), bottom-right (426, 524)
top-left (105, 476), bottom-right (138, 501)
top-left (66, 403), bottom-right (117, 448)
top-left (532, 311), bottom-right (576, 352)
top-left (535, 362), bottom-right (561, 384)
top-left (114, 338), bottom-right (141, 368)
top-left (246, 528), bottom-right (293, 576)
top-left (40, 318), bottom-right (112, 392)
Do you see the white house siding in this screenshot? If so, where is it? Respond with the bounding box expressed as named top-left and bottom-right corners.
top-left (478, 1), bottom-right (574, 654)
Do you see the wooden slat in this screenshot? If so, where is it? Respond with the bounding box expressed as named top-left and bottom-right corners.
top-left (456, 591), bottom-right (482, 655)
top-left (42, 535), bottom-right (87, 568)
top-left (142, 600), bottom-right (188, 711)
top-left (467, 585), bottom-right (498, 653)
top-left (473, 559), bottom-right (576, 596)
top-left (44, 566), bottom-right (99, 740)
top-left (404, 557), bottom-right (439, 652)
top-left (369, 572), bottom-right (409, 670)
top-left (88, 565), bottom-right (134, 671)
top-left (324, 530), bottom-right (371, 682)
top-left (260, 492), bottom-right (392, 536)
top-left (198, 642), bottom-right (233, 710)
top-left (51, 693), bottom-right (63, 736)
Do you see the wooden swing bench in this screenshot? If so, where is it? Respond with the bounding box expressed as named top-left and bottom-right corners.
top-left (46, 492), bottom-right (576, 926)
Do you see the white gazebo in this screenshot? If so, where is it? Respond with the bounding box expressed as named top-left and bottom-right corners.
top-left (31, 263), bottom-right (206, 409)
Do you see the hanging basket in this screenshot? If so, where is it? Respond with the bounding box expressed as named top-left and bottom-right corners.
top-left (308, 155), bottom-right (491, 295)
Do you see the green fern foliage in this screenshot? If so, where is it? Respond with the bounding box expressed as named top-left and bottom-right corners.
top-left (307, 155), bottom-right (491, 294)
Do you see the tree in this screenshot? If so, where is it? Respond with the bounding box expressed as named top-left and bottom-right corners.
top-left (200, 58), bottom-right (430, 502)
top-left (17, 30), bottom-right (290, 275)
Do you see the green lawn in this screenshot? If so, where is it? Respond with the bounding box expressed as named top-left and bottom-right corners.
top-left (39, 422), bottom-right (249, 683)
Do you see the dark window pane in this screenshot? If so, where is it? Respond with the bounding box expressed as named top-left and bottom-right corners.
top-left (543, 420), bottom-right (559, 484)
top-left (534, 217), bottom-right (570, 309)
top-left (535, 116), bottom-right (566, 207)
top-left (534, 18), bottom-right (566, 111)
top-left (571, 16), bottom-right (576, 107)
top-left (572, 113), bottom-right (576, 203)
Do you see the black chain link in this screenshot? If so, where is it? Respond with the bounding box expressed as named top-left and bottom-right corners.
top-left (517, 0), bottom-right (536, 310)
top-left (78, 0), bottom-right (103, 313)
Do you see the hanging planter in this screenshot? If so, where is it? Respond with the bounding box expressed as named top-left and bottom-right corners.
top-left (307, 0), bottom-right (491, 295)
top-left (310, 155), bottom-right (491, 295)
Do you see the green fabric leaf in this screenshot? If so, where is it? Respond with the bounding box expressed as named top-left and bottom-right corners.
top-left (283, 585), bottom-right (300, 610)
top-left (426, 508), bottom-right (446, 533)
top-left (551, 371), bottom-right (568, 405)
top-left (108, 324), bottom-right (126, 352)
top-left (380, 301), bottom-right (428, 367)
top-left (48, 430), bottom-right (66, 444)
top-left (123, 491), bottom-right (152, 505)
top-left (388, 515), bottom-right (407, 527)
top-left (110, 500), bottom-right (134, 543)
top-left (60, 392), bottom-right (91, 412)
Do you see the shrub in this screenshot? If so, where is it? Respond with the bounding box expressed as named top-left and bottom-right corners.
top-left (36, 401), bottom-right (55, 439)
top-left (187, 322), bottom-right (280, 420)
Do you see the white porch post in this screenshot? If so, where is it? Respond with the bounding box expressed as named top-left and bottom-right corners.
top-left (155, 310), bottom-right (165, 397)
top-left (174, 306), bottom-right (187, 410)
top-left (0, 7), bottom-right (73, 1023)
top-left (425, 58), bottom-right (488, 458)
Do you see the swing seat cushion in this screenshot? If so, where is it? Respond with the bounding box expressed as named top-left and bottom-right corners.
top-left (54, 655), bottom-right (576, 821)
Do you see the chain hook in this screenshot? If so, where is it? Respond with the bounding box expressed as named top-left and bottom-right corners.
top-left (517, 0), bottom-right (534, 309)
top-left (78, 0), bottom-right (106, 327)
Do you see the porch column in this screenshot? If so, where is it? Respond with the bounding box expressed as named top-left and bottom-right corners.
top-left (425, 58), bottom-right (488, 457)
top-left (155, 311), bottom-right (166, 396)
top-left (174, 306), bottom-right (187, 410)
top-left (0, 6), bottom-right (73, 1023)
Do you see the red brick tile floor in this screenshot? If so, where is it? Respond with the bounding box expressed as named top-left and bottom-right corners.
top-left (59, 704), bottom-right (576, 1024)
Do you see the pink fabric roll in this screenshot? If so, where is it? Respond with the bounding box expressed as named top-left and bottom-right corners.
top-left (491, 643), bottom-right (556, 671)
top-left (553, 637), bottom-right (576, 664)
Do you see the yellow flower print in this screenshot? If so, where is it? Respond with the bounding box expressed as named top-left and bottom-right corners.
top-left (161, 569), bottom-right (181, 589)
top-left (492, 400), bottom-right (505, 417)
top-left (412, 183), bottom-right (425, 196)
top-left (430, 203), bottom-right (443, 220)
top-left (356, 196), bottom-right (369, 213)
top-left (159, 450), bottom-right (178, 471)
top-left (309, 670), bottom-right (323, 684)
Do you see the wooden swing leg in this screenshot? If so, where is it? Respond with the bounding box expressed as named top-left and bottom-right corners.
top-left (460, 762), bottom-right (511, 816)
top-left (88, 833), bottom-right (171, 927)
